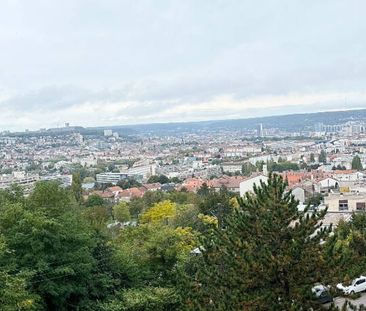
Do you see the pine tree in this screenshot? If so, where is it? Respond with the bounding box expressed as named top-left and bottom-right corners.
top-left (351, 155), bottom-right (363, 171)
top-left (181, 174), bottom-right (330, 310)
top-left (319, 150), bottom-right (327, 164)
top-left (241, 162), bottom-right (256, 176)
top-left (324, 213), bottom-right (366, 285)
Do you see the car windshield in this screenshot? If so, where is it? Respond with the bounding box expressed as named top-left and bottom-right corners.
top-left (319, 291), bottom-right (328, 298)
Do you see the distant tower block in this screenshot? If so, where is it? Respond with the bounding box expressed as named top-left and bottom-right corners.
top-left (104, 129), bottom-right (113, 137)
top-left (262, 164), bottom-right (268, 176)
top-left (257, 124), bottom-right (264, 137)
top-left (65, 122), bottom-right (70, 127)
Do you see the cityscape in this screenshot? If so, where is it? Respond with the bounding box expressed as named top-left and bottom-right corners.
top-left (2, 110), bottom-right (366, 206)
top-left (2, 110), bottom-right (366, 309)
top-left (2, 0), bottom-right (366, 310)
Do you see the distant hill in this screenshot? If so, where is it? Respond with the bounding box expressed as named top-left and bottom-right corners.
top-left (6, 108), bottom-right (366, 137)
top-left (114, 108), bottom-right (366, 134)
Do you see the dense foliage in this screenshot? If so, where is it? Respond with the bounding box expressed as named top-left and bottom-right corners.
top-left (0, 175), bottom-right (365, 310)
top-left (181, 174), bottom-right (330, 310)
top-left (352, 155), bottom-right (363, 171)
top-left (319, 150), bottom-right (327, 164)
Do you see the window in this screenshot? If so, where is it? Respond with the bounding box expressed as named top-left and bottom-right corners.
top-left (356, 202), bottom-right (366, 211)
top-left (339, 200), bottom-right (348, 211)
top-left (356, 279), bottom-right (366, 285)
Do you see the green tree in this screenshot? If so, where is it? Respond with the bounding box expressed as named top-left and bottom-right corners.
top-left (117, 178), bottom-right (142, 190)
top-left (147, 175), bottom-right (170, 184)
top-left (319, 150), bottom-right (327, 164)
top-left (113, 202), bottom-right (131, 223)
top-left (0, 184), bottom-right (25, 206)
top-left (304, 193), bottom-right (324, 207)
top-left (169, 177), bottom-right (182, 184)
top-left (97, 287), bottom-right (179, 311)
top-left (324, 213), bottom-right (366, 285)
top-left (71, 172), bottom-right (83, 203)
top-left (255, 160), bottom-right (265, 171)
top-left (241, 162), bottom-right (257, 176)
top-left (197, 183), bottom-right (210, 197)
top-left (0, 235), bottom-right (40, 310)
top-left (170, 204), bottom-right (201, 230)
top-left (142, 190), bottom-right (166, 207)
top-left (86, 194), bottom-right (105, 207)
top-left (198, 186), bottom-right (234, 228)
top-left (0, 182), bottom-right (114, 310)
top-left (310, 153), bottom-right (315, 162)
top-left (112, 224), bottom-right (196, 290)
top-left (128, 198), bottom-right (146, 219)
top-left (84, 205), bottom-right (110, 231)
top-left (181, 174), bottom-right (330, 310)
top-left (352, 155), bottom-right (363, 170)
top-left (83, 176), bottom-right (95, 183)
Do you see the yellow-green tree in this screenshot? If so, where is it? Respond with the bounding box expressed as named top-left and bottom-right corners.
top-left (140, 200), bottom-right (176, 225)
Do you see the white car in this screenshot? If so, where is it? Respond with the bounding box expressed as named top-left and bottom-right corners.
top-left (337, 276), bottom-right (366, 295)
top-left (311, 284), bottom-right (333, 303)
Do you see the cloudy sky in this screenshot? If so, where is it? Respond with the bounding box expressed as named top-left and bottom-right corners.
top-left (1, 0), bottom-right (366, 131)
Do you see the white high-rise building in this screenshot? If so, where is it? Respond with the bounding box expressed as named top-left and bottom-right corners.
top-left (257, 124), bottom-right (264, 137)
top-left (104, 129), bottom-right (113, 137)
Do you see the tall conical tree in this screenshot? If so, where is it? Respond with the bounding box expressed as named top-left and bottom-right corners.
top-left (351, 155), bottom-right (363, 171)
top-left (181, 174), bottom-right (331, 310)
top-left (71, 172), bottom-right (83, 203)
top-left (319, 150), bottom-right (327, 164)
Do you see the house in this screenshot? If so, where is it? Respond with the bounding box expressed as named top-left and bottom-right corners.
top-left (291, 186), bottom-right (306, 204)
top-left (161, 183), bottom-right (176, 192)
top-left (207, 176), bottom-right (245, 193)
top-left (321, 212), bottom-right (352, 229)
top-left (239, 175), bottom-right (268, 197)
top-left (324, 192), bottom-right (366, 212)
top-left (221, 162), bottom-right (245, 174)
top-left (282, 172), bottom-right (307, 187)
top-left (315, 177), bottom-right (339, 193)
top-left (106, 186), bottom-right (123, 194)
top-left (180, 178), bottom-right (206, 192)
top-left (89, 190), bottom-right (115, 201)
top-left (142, 183), bottom-right (161, 192)
top-left (331, 170), bottom-right (364, 182)
top-left (116, 187), bottom-right (146, 202)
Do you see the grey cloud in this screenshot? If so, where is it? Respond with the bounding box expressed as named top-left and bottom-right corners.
top-left (1, 0), bottom-right (366, 130)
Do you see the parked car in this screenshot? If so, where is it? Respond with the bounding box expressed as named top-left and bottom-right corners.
top-left (312, 284), bottom-right (333, 304)
top-left (337, 275), bottom-right (366, 295)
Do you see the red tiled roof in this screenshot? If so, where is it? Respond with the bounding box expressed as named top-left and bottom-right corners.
top-left (117, 187), bottom-right (145, 199)
top-left (143, 183), bottom-right (161, 190)
top-left (91, 191), bottom-right (114, 199)
top-left (106, 186), bottom-right (123, 193)
top-left (332, 170), bottom-right (356, 175)
top-left (181, 178), bottom-right (206, 192)
top-left (207, 176), bottom-right (245, 189)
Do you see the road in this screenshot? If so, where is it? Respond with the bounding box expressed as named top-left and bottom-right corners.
top-left (325, 292), bottom-right (366, 309)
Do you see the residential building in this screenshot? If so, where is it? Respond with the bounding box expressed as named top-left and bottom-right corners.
top-left (324, 192), bottom-right (366, 212)
top-left (96, 172), bottom-right (128, 185)
top-left (240, 175), bottom-right (268, 197)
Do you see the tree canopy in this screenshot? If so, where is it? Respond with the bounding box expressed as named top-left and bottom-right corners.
top-left (319, 150), bottom-right (327, 164)
top-left (181, 174), bottom-right (330, 310)
top-left (352, 155), bottom-right (363, 170)
top-left (0, 174), bottom-right (363, 310)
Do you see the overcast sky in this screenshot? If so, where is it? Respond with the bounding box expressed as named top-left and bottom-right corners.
top-left (1, 0), bottom-right (366, 131)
